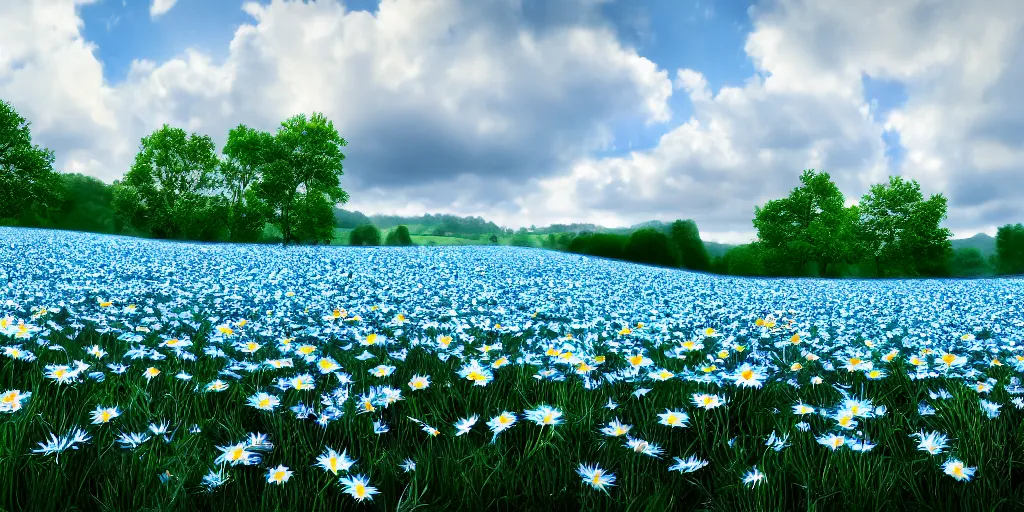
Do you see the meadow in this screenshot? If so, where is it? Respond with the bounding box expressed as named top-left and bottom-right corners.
top-left (1, 227), bottom-right (1024, 511)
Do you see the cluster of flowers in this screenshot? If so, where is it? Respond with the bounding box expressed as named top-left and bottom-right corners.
top-left (2, 228), bottom-right (1023, 499)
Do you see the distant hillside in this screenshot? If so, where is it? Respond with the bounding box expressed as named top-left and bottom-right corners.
top-left (704, 241), bottom-right (736, 258)
top-left (951, 233), bottom-right (996, 256)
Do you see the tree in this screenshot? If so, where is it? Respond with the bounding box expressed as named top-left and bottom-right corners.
top-left (116, 124), bottom-right (224, 240)
top-left (385, 225), bottom-right (414, 246)
top-left (509, 232), bottom-right (535, 247)
top-left (858, 176), bottom-right (952, 277)
top-left (0, 99), bottom-right (63, 225)
top-left (293, 191), bottom-right (336, 244)
top-left (111, 181), bottom-right (145, 235)
top-left (949, 247), bottom-right (992, 277)
top-left (995, 224), bottom-right (1024, 275)
top-left (555, 232), bottom-right (574, 250)
top-left (721, 243), bottom-right (766, 276)
top-left (334, 208), bottom-right (372, 229)
top-left (349, 223), bottom-right (381, 246)
top-left (669, 219), bottom-right (710, 271)
top-left (623, 228), bottom-right (679, 267)
top-left (222, 125), bottom-right (274, 242)
top-left (259, 113), bottom-right (348, 244)
top-left (53, 174), bottom-right (115, 233)
top-left (753, 169), bottom-right (858, 277)
top-left (489, 234), bottom-right (499, 244)
top-left (568, 233), bottom-right (627, 260)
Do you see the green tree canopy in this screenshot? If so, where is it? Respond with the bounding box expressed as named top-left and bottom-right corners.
top-left (567, 233), bottom-right (627, 260)
top-left (349, 223), bottom-right (381, 246)
top-left (995, 224), bottom-right (1024, 275)
top-left (949, 247), bottom-right (992, 277)
top-left (0, 99), bottom-right (63, 225)
top-left (293, 191), bottom-right (336, 244)
top-left (385, 225), bottom-right (414, 246)
top-left (116, 124), bottom-right (225, 240)
top-left (259, 113), bottom-right (348, 244)
top-left (53, 174), bottom-right (115, 234)
top-left (858, 176), bottom-right (952, 277)
top-left (721, 243), bottom-right (766, 276)
top-left (623, 227), bottom-right (679, 267)
top-left (509, 231), bottom-right (535, 247)
top-left (753, 169), bottom-right (858, 276)
top-left (669, 219), bottom-right (710, 271)
top-left (222, 124), bottom-right (274, 242)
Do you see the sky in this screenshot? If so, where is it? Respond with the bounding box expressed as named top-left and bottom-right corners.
top-left (1, 0), bottom-right (1022, 244)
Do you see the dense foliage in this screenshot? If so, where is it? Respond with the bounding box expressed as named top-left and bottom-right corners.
top-left (350, 224), bottom-right (382, 247)
top-left (1, 99), bottom-right (347, 245)
top-left (995, 224), bottom-right (1024, 276)
top-left (384, 226), bottom-right (414, 247)
top-left (0, 100), bottom-right (63, 226)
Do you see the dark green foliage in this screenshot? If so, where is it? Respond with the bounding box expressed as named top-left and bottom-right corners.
top-left (116, 124), bottom-right (225, 240)
top-left (333, 208), bottom-right (372, 229)
top-left (858, 176), bottom-right (953, 277)
top-left (349, 223), bottom-right (382, 246)
top-left (623, 227), bottom-right (679, 267)
top-left (370, 212), bottom-right (501, 235)
top-left (227, 189), bottom-right (268, 244)
top-left (509, 232), bottom-right (535, 248)
top-left (260, 113), bottom-right (348, 244)
top-left (292, 192), bottom-right (336, 244)
top-left (753, 169), bottom-right (859, 277)
top-left (669, 219), bottom-right (710, 271)
top-left (720, 243), bottom-right (766, 276)
top-left (489, 234), bottom-right (499, 244)
top-left (995, 224), bottom-right (1024, 275)
top-left (222, 125), bottom-right (274, 242)
top-left (567, 233), bottom-right (627, 260)
top-left (52, 173), bottom-right (115, 233)
top-left (949, 247), bottom-right (993, 277)
top-left (0, 99), bottom-right (63, 226)
top-left (385, 225), bottom-right (414, 246)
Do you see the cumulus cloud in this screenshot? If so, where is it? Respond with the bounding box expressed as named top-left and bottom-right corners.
top-left (2, 0), bottom-right (1023, 242)
top-left (519, 0), bottom-right (1024, 241)
top-left (1, 0), bottom-right (673, 211)
top-left (150, 0), bottom-right (178, 19)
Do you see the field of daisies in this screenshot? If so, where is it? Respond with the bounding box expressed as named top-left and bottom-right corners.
top-left (2, 228), bottom-right (1024, 511)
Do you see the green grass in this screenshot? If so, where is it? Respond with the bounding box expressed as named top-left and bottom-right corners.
top-left (4, 317), bottom-right (1024, 511)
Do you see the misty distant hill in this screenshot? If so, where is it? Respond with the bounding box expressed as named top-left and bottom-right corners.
top-left (335, 207), bottom-right (994, 258)
top-left (951, 233), bottom-right (996, 256)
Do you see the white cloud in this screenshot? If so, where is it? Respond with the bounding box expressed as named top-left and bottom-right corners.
top-left (515, 0), bottom-right (1024, 242)
top-left (1, 0), bottom-right (672, 202)
top-left (150, 0), bottom-right (178, 19)
top-left (2, 0), bottom-right (1024, 244)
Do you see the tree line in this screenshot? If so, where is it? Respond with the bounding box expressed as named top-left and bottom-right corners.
top-left (3, 97), bottom-right (1024, 277)
top-left (2, 98), bottom-right (349, 245)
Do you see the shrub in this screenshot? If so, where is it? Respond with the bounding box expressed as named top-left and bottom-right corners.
top-left (385, 225), bottom-right (414, 246)
top-left (349, 223), bottom-right (382, 246)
